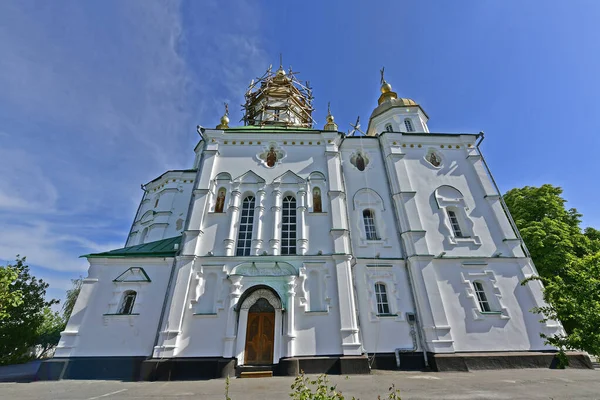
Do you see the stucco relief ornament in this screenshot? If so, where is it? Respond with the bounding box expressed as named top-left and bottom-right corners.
top-left (257, 142), bottom-right (286, 168)
top-left (350, 150), bottom-right (370, 171)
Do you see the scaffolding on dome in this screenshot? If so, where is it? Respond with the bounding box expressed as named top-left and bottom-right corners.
top-left (242, 63), bottom-right (315, 128)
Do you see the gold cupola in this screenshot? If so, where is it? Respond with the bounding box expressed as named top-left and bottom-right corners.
top-left (242, 59), bottom-right (315, 128)
top-left (216, 103), bottom-right (230, 129)
top-left (323, 102), bottom-right (338, 131)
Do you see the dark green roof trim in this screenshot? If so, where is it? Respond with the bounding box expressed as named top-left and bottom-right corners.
top-left (147, 169), bottom-right (197, 185)
top-left (83, 236), bottom-right (182, 259)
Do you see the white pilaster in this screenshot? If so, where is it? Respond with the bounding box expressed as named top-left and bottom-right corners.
top-left (296, 186), bottom-right (308, 255)
top-left (333, 255), bottom-right (362, 355)
top-left (285, 276), bottom-right (297, 357)
top-left (270, 188), bottom-right (282, 255)
top-left (252, 189), bottom-right (266, 255)
top-left (224, 190), bottom-right (242, 256)
top-left (222, 275), bottom-right (243, 358)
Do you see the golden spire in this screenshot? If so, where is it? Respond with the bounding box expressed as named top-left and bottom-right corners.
top-left (323, 102), bottom-right (338, 131)
top-left (216, 102), bottom-right (230, 129)
top-left (378, 67), bottom-right (398, 105)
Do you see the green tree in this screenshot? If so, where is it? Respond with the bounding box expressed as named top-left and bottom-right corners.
top-left (503, 184), bottom-right (596, 278)
top-left (504, 184), bottom-right (600, 358)
top-left (35, 307), bottom-right (65, 359)
top-left (62, 277), bottom-right (82, 322)
top-left (0, 265), bottom-right (23, 320)
top-left (0, 257), bottom-right (58, 365)
top-left (529, 253), bottom-right (600, 357)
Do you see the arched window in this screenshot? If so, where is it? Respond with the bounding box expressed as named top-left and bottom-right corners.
top-left (363, 209), bottom-right (380, 240)
top-left (404, 118), bottom-right (414, 132)
top-left (385, 123), bottom-right (393, 132)
top-left (236, 196), bottom-right (256, 256)
top-left (154, 196), bottom-right (160, 208)
top-left (473, 281), bottom-right (491, 312)
top-left (139, 228), bottom-right (149, 244)
top-left (118, 290), bottom-right (137, 314)
top-left (281, 196), bottom-right (297, 255)
top-left (447, 209), bottom-right (465, 238)
top-left (374, 283), bottom-right (390, 315)
top-left (312, 187), bottom-right (322, 213)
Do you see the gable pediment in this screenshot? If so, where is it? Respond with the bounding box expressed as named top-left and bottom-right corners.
top-left (272, 170), bottom-right (305, 185)
top-left (233, 170), bottom-right (266, 184)
top-left (113, 267), bottom-right (151, 283)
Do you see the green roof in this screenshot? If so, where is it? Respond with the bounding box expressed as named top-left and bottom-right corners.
top-left (224, 126), bottom-right (323, 133)
top-left (83, 236), bottom-right (182, 259)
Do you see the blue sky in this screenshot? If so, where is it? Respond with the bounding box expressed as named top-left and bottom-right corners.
top-left (1, 0), bottom-right (598, 305)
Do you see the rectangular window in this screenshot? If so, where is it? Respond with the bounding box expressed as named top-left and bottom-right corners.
top-left (447, 210), bottom-right (464, 238)
top-left (375, 283), bottom-right (390, 315)
top-left (473, 281), bottom-right (492, 312)
top-left (236, 196), bottom-right (256, 256)
top-left (363, 209), bottom-right (380, 240)
top-left (281, 196), bottom-right (297, 255)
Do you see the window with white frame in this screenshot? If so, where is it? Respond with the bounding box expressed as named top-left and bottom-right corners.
top-left (404, 118), bottom-right (414, 132)
top-left (447, 209), bottom-right (466, 238)
top-left (236, 196), bottom-right (256, 256)
top-left (374, 283), bottom-right (391, 315)
top-left (363, 209), bottom-right (380, 240)
top-left (473, 281), bottom-right (492, 312)
top-left (281, 195), bottom-right (297, 255)
top-left (385, 123), bottom-right (393, 132)
top-left (118, 290), bottom-right (137, 314)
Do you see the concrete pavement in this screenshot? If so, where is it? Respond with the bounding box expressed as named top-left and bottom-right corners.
top-left (0, 368), bottom-right (598, 399)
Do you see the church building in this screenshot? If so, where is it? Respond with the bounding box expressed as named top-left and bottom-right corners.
top-left (41, 63), bottom-right (580, 380)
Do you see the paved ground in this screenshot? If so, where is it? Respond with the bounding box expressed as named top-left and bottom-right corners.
top-left (0, 369), bottom-right (598, 400)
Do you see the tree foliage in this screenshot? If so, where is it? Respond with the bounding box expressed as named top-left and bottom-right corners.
top-left (504, 184), bottom-right (600, 357)
top-left (35, 307), bottom-right (65, 359)
top-left (0, 265), bottom-right (23, 320)
top-left (62, 277), bottom-right (82, 322)
top-left (0, 257), bottom-right (59, 365)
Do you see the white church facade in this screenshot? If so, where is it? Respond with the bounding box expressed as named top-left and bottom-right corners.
top-left (39, 64), bottom-right (590, 380)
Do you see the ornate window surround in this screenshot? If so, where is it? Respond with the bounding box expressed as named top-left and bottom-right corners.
top-left (365, 265), bottom-right (405, 322)
top-left (298, 262), bottom-right (331, 314)
top-left (434, 185), bottom-right (481, 246)
top-left (460, 266), bottom-right (509, 321)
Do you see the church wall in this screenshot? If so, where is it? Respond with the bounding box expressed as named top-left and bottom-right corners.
top-left (380, 133), bottom-right (519, 260)
top-left (127, 171), bottom-right (195, 247)
top-left (56, 258), bottom-right (173, 358)
top-left (339, 138), bottom-right (403, 260)
top-left (353, 262), bottom-right (418, 354)
top-left (431, 258), bottom-right (560, 352)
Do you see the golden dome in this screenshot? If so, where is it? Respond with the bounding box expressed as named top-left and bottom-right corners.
top-left (381, 81), bottom-right (393, 93)
top-left (276, 67), bottom-right (286, 76)
top-left (216, 109), bottom-right (230, 129)
top-left (323, 102), bottom-right (338, 131)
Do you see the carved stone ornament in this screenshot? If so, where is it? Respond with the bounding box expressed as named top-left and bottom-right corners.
top-left (350, 150), bottom-right (370, 171)
top-left (240, 288), bottom-right (282, 310)
top-left (257, 142), bottom-right (286, 168)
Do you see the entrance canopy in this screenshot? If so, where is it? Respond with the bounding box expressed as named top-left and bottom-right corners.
top-left (230, 262), bottom-right (297, 277)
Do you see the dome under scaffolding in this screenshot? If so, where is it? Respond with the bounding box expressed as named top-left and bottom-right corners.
top-left (242, 63), bottom-right (315, 128)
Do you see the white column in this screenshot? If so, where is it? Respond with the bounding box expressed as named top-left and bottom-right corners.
top-left (333, 254), bottom-right (362, 355)
top-left (223, 276), bottom-right (243, 358)
top-left (296, 187), bottom-right (308, 255)
top-left (270, 188), bottom-right (282, 255)
top-left (224, 190), bottom-right (242, 256)
top-left (285, 276), bottom-right (297, 357)
top-left (252, 189), bottom-right (266, 255)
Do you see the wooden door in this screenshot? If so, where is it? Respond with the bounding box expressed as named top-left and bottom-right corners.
top-left (244, 298), bottom-right (275, 365)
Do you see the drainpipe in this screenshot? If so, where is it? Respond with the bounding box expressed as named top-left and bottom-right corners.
top-left (377, 134), bottom-right (429, 368)
top-left (395, 314), bottom-right (418, 368)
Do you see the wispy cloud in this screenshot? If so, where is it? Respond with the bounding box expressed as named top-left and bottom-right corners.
top-left (0, 0), bottom-right (267, 300)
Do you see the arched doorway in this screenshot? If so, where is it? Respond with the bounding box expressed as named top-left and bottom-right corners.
top-left (235, 287), bottom-right (283, 366)
top-left (244, 298), bottom-right (275, 364)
